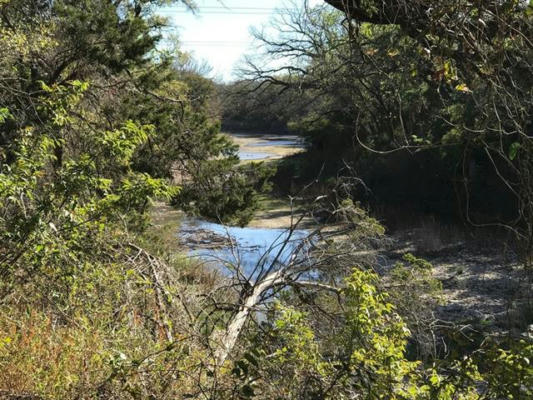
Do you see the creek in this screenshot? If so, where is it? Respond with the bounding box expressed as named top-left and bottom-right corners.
top-left (179, 133), bottom-right (308, 277)
top-left (180, 218), bottom-right (308, 277)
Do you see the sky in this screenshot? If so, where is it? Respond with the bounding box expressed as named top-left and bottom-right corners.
top-left (158, 0), bottom-right (322, 82)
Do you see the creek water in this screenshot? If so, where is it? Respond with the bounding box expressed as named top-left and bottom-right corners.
top-left (179, 133), bottom-right (308, 277)
top-left (180, 218), bottom-right (309, 278)
top-left (232, 133), bottom-right (305, 161)
top-left (238, 151), bottom-right (272, 161)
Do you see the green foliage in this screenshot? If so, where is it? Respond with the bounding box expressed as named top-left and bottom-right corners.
top-left (482, 341), bottom-right (533, 399)
top-left (247, 0), bottom-right (533, 236)
top-left (341, 269), bottom-right (421, 399)
top-left (0, 0), bottom-right (276, 396)
top-left (0, 88), bottom-right (176, 297)
top-left (271, 305), bottom-right (321, 368)
top-left (228, 269), bottom-right (421, 399)
top-left (220, 81), bottom-right (300, 133)
top-left (0, 0), bottom-right (270, 297)
top-left (173, 160), bottom-right (275, 226)
top-left (227, 268), bottom-right (532, 399)
top-left (128, 70), bottom-right (274, 224)
top-left (0, 0), bottom-right (531, 398)
top-left (388, 254), bottom-right (443, 359)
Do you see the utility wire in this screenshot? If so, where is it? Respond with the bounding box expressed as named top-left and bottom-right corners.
top-left (159, 11), bottom-right (280, 15)
top-left (180, 41), bottom-right (249, 44)
top-left (160, 6), bottom-right (293, 10)
top-left (158, 6), bottom-right (297, 15)
top-left (178, 41), bottom-right (253, 47)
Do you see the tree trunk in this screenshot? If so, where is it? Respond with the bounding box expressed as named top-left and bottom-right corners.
top-left (213, 270), bottom-right (285, 366)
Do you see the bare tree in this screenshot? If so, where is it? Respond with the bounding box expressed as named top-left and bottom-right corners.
top-left (242, 0), bottom-right (533, 258)
top-left (198, 187), bottom-right (384, 366)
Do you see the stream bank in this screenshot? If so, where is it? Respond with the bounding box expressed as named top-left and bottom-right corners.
top-left (150, 132), bottom-right (528, 335)
top-left (154, 132), bottom-right (311, 276)
top-left (229, 132), bottom-right (304, 162)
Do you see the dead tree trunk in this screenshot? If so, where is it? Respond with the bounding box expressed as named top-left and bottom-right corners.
top-left (214, 270), bottom-right (285, 366)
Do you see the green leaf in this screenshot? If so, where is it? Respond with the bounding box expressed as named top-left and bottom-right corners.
top-left (455, 83), bottom-right (471, 93)
top-left (0, 107), bottom-right (11, 124)
top-left (509, 142), bottom-right (521, 160)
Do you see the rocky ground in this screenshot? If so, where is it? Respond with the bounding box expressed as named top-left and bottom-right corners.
top-left (384, 227), bottom-right (531, 336)
top-left (156, 131), bottom-right (533, 338)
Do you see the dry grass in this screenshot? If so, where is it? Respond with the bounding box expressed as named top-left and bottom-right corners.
top-left (0, 311), bottom-right (109, 398)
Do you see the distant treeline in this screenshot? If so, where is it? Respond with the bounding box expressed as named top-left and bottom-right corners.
top-left (219, 77), bottom-right (520, 227)
top-left (218, 82), bottom-right (295, 134)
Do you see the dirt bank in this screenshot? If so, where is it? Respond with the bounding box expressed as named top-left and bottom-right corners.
top-left (247, 196), bottom-right (314, 229)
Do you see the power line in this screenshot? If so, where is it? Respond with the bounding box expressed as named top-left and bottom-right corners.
top-left (159, 11), bottom-right (279, 15)
top-left (180, 41), bottom-right (249, 44)
top-left (160, 6), bottom-right (292, 10)
top-left (193, 7), bottom-right (285, 10)
top-left (157, 6), bottom-right (297, 15)
top-left (181, 44), bottom-right (249, 47)
top-left (179, 41), bottom-right (252, 47)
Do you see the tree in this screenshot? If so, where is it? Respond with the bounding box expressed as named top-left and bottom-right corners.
top-left (243, 0), bottom-right (533, 254)
top-left (227, 269), bottom-right (422, 399)
top-left (0, 0), bottom-right (275, 310)
top-left (207, 197), bottom-right (385, 366)
top-left (219, 80), bottom-right (302, 133)
top-left (0, 0), bottom-right (271, 395)
top-left (0, 0), bottom-right (179, 296)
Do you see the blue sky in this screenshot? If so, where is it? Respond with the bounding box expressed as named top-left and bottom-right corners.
top-left (158, 0), bottom-right (321, 82)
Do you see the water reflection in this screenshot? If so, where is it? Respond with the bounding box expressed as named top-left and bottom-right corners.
top-left (180, 218), bottom-right (309, 278)
top-left (238, 151), bottom-right (272, 160)
top-left (249, 139), bottom-right (303, 147)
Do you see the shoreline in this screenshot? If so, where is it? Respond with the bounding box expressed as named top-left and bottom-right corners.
top-left (225, 131), bottom-right (305, 163)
